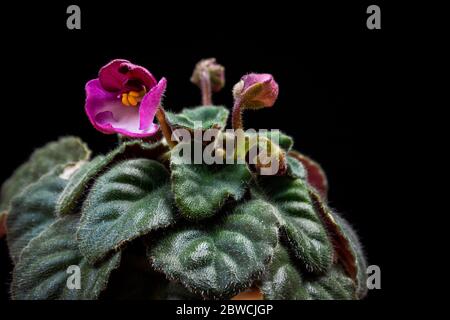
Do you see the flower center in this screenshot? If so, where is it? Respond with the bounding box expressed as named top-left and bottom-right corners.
top-left (121, 89), bottom-right (146, 107)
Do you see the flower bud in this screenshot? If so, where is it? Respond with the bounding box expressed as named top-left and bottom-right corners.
top-left (233, 73), bottom-right (279, 109)
top-left (191, 58), bottom-right (225, 92)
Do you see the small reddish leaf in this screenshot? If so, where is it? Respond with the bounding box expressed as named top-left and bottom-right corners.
top-left (309, 189), bottom-right (367, 298)
top-left (309, 190), bottom-right (356, 280)
top-left (0, 211), bottom-right (7, 238)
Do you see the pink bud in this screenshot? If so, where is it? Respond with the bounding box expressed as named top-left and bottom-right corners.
top-left (191, 58), bottom-right (225, 92)
top-left (233, 73), bottom-right (279, 109)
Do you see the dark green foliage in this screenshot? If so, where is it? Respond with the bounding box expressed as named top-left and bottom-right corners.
top-left (57, 140), bottom-right (169, 216)
top-left (303, 267), bottom-right (355, 300)
top-left (149, 200), bottom-right (279, 299)
top-left (56, 156), bottom-right (105, 216)
top-left (253, 176), bottom-right (333, 274)
top-left (0, 136), bottom-right (90, 212)
top-left (261, 245), bottom-right (309, 299)
top-left (7, 168), bottom-right (67, 264)
top-left (171, 144), bottom-right (252, 220)
top-left (166, 106), bottom-right (229, 131)
top-left (78, 158), bottom-right (176, 264)
top-left (261, 245), bottom-right (355, 300)
top-left (3, 100), bottom-right (367, 300)
top-left (287, 155), bottom-right (307, 179)
top-left (11, 215), bottom-right (121, 299)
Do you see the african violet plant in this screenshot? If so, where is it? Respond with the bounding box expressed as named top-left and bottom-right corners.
top-left (0, 58), bottom-right (367, 300)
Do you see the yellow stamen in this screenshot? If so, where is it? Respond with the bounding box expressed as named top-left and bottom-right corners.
top-left (127, 95), bottom-right (138, 106)
top-left (128, 91), bottom-right (140, 97)
top-left (121, 89), bottom-right (147, 107)
top-left (121, 93), bottom-right (130, 106)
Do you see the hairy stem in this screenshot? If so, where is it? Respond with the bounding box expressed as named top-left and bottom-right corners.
top-left (200, 69), bottom-right (212, 105)
top-left (232, 98), bottom-right (243, 130)
top-left (155, 106), bottom-right (177, 148)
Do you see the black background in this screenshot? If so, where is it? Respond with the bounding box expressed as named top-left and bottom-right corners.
top-left (0, 0), bottom-right (401, 304)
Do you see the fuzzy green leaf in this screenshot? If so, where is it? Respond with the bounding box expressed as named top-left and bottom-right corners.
top-left (171, 146), bottom-right (251, 220)
top-left (274, 131), bottom-right (294, 151)
top-left (254, 176), bottom-right (333, 274)
top-left (11, 215), bottom-right (121, 300)
top-left (7, 169), bottom-right (67, 264)
top-left (56, 156), bottom-right (105, 216)
top-left (166, 106), bottom-right (229, 131)
top-left (261, 245), bottom-right (355, 300)
top-left (287, 155), bottom-right (307, 179)
top-left (57, 140), bottom-right (169, 216)
top-left (304, 267), bottom-right (355, 300)
top-left (261, 245), bottom-right (308, 299)
top-left (78, 158), bottom-right (176, 264)
top-left (149, 199), bottom-right (279, 299)
top-left (0, 137), bottom-right (90, 212)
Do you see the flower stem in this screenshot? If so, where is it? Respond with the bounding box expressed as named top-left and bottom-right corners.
top-left (232, 98), bottom-right (243, 130)
top-left (155, 106), bottom-right (177, 148)
top-left (200, 69), bottom-right (212, 105)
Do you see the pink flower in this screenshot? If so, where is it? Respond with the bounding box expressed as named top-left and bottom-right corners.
top-left (85, 59), bottom-right (167, 138)
top-left (233, 73), bottom-right (279, 109)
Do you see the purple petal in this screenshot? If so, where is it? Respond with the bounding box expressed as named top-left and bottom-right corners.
top-left (85, 79), bottom-right (118, 134)
top-left (85, 79), bottom-right (159, 138)
top-left (242, 73), bottom-right (273, 91)
top-left (99, 59), bottom-right (157, 92)
top-left (125, 62), bottom-right (158, 90)
top-left (98, 59), bottom-right (130, 92)
top-left (139, 78), bottom-right (167, 130)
